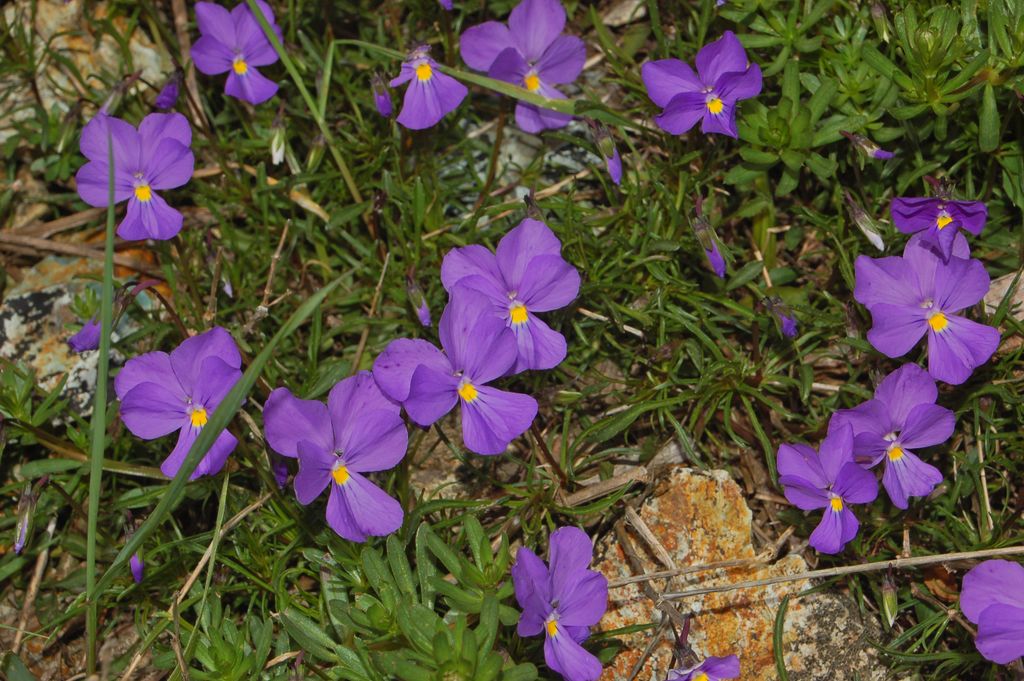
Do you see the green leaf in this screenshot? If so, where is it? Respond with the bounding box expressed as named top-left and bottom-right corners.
top-left (387, 535), bottom-right (417, 598)
top-left (773, 595), bottom-right (791, 681)
top-left (280, 606), bottom-right (340, 663)
top-left (979, 83), bottom-right (1000, 152)
top-left (726, 260), bottom-right (765, 291)
top-left (1, 653), bottom-right (39, 681)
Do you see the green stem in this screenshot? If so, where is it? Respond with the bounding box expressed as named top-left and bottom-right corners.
top-left (245, 0), bottom-right (363, 205)
top-left (334, 39), bottom-right (577, 115)
top-left (85, 127), bottom-right (118, 674)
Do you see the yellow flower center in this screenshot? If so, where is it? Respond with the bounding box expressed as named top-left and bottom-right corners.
top-left (936, 213), bottom-right (953, 230)
top-left (332, 463), bottom-right (350, 486)
top-left (707, 97), bottom-right (724, 114)
top-left (458, 381), bottom-right (478, 403)
top-left (546, 619), bottom-right (559, 637)
top-left (888, 446), bottom-right (905, 461)
top-left (510, 303), bottom-right (529, 325)
top-left (695, 675), bottom-right (710, 681)
top-left (416, 63), bottom-right (433, 81)
top-left (233, 58), bottom-right (248, 75)
top-left (928, 312), bottom-right (949, 332)
top-left (830, 497), bottom-right (844, 512)
top-left (524, 74), bottom-right (541, 92)
top-left (134, 184), bottom-right (152, 202)
top-left (190, 407), bottom-right (208, 428)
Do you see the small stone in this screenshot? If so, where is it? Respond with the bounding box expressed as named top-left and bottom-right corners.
top-left (596, 466), bottom-right (886, 681)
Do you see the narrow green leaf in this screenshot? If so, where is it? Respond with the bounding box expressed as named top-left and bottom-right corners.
top-left (979, 83), bottom-right (1000, 152)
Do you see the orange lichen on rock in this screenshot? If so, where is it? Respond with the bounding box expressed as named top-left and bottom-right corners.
top-left (596, 466), bottom-right (885, 681)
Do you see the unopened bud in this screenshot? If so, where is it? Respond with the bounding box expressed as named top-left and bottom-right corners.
top-left (371, 73), bottom-right (393, 118)
top-left (881, 572), bottom-right (898, 628)
top-left (406, 276), bottom-right (431, 327)
top-left (14, 483), bottom-right (36, 554)
top-left (843, 190), bottom-right (885, 251)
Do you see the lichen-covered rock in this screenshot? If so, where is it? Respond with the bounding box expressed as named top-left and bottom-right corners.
top-left (596, 466), bottom-right (886, 681)
top-left (0, 256), bottom-right (132, 416)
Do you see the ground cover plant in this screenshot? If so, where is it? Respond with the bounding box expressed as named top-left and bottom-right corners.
top-left (2, 0), bottom-right (1024, 678)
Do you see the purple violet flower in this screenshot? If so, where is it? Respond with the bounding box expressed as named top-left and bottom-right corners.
top-left (854, 238), bottom-right (1000, 385)
top-left (390, 45), bottom-right (468, 130)
top-left (263, 371), bottom-right (407, 542)
top-left (371, 73), bottom-right (393, 118)
top-left (890, 195), bottom-right (987, 262)
top-left (641, 31), bottom-right (762, 138)
top-left (440, 0), bottom-right (453, 9)
top-left (460, 0), bottom-right (586, 134)
top-left (130, 553), bottom-right (145, 583)
top-left (777, 422), bottom-right (878, 554)
top-left (75, 112), bottom-right (195, 241)
top-left (155, 73), bottom-right (181, 110)
top-left (666, 655), bottom-right (740, 681)
top-left (191, 0), bottom-right (282, 105)
top-left (373, 290), bottom-right (539, 455)
top-left (68, 316), bottom-right (101, 353)
top-left (512, 527), bottom-right (608, 681)
top-left (115, 327), bottom-right (243, 479)
top-left (840, 131), bottom-right (894, 160)
top-left (440, 218), bottom-right (580, 373)
top-left (960, 560), bottom-right (1024, 664)
top-left (830, 364), bottom-right (952, 509)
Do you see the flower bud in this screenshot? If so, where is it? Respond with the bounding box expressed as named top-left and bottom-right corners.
top-left (305, 134), bottom-right (325, 172)
top-left (130, 553), bottom-right (145, 583)
top-left (843, 190), bottom-right (885, 251)
top-left (881, 572), bottom-right (898, 628)
top-left (155, 72), bottom-right (182, 110)
top-left (406, 276), bottom-right (431, 327)
top-left (14, 482), bottom-right (36, 554)
top-left (371, 73), bottom-right (393, 118)
top-left (840, 130), bottom-right (894, 160)
top-left (691, 213), bottom-right (726, 278)
top-left (765, 296), bottom-right (798, 339)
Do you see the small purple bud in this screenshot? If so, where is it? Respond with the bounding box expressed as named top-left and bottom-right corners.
top-left (605, 148), bottom-right (622, 186)
top-left (407, 276), bottom-right (431, 327)
top-left (440, 0), bottom-right (453, 8)
top-left (371, 73), bottom-right (393, 118)
top-left (155, 73), bottom-right (181, 110)
top-left (765, 297), bottom-right (798, 339)
top-left (841, 130), bottom-right (894, 161)
top-left (716, 0), bottom-right (726, 5)
top-left (130, 553), bottom-right (145, 583)
top-left (704, 245), bottom-right (726, 278)
top-left (14, 483), bottom-right (35, 554)
top-left (271, 455), bottom-right (288, 489)
top-left (68, 317), bottom-right (101, 353)
top-left (691, 213), bottom-right (726, 279)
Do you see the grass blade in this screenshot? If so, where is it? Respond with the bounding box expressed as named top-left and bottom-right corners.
top-left (85, 128), bottom-right (117, 674)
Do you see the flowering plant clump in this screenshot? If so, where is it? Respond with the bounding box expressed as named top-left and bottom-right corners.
top-left (11, 0), bottom-right (1024, 678)
top-left (390, 45), bottom-right (468, 130)
top-left (460, 0), bottom-right (585, 133)
top-left (263, 372), bottom-right (407, 542)
top-left (115, 327), bottom-right (242, 479)
top-left (512, 527), bottom-right (608, 681)
top-left (642, 31), bottom-right (762, 138)
top-left (777, 422), bottom-right (878, 554)
top-left (192, 0), bottom-right (282, 105)
top-left (75, 113), bottom-right (195, 240)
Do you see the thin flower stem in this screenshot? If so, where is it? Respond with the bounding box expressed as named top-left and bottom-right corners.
top-left (245, 0), bottom-right (363, 205)
top-left (85, 131), bottom-right (118, 674)
top-left (333, 39), bottom-right (577, 115)
top-left (530, 422), bottom-right (569, 488)
top-left (659, 545), bottom-right (1024, 601)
